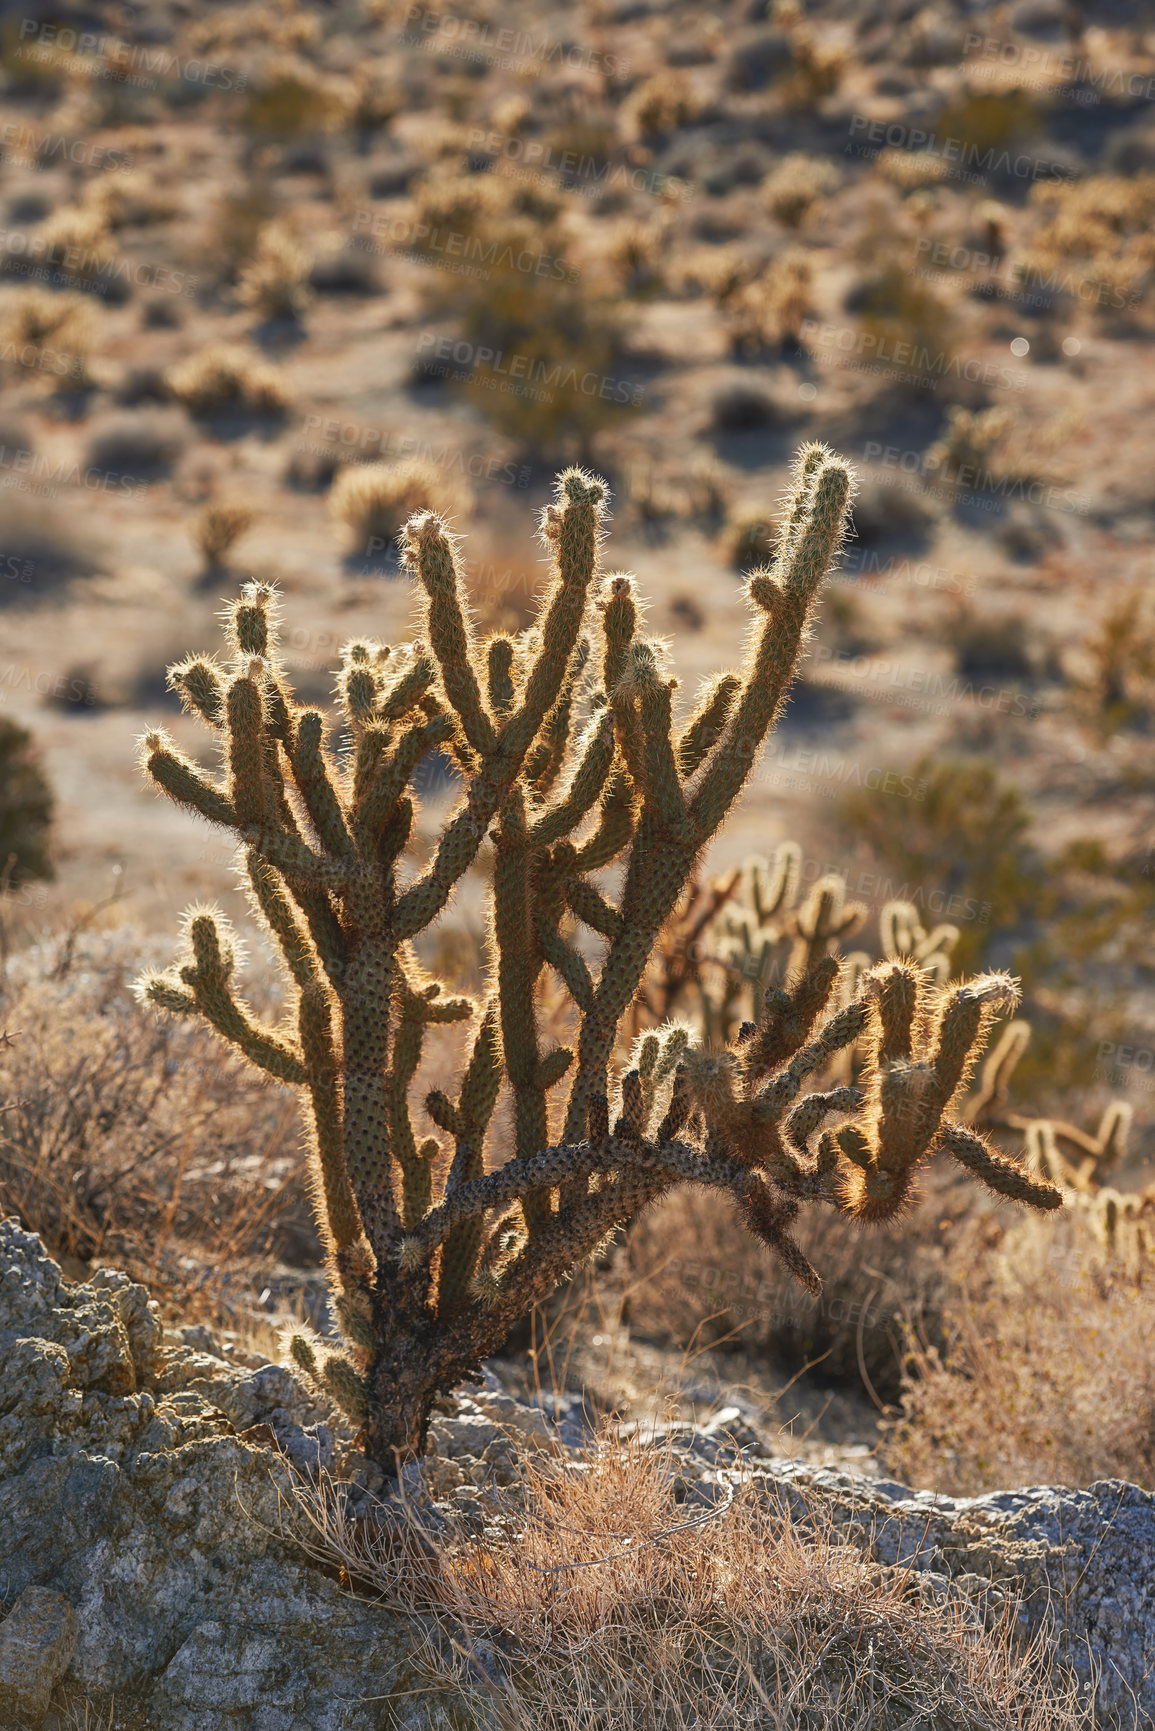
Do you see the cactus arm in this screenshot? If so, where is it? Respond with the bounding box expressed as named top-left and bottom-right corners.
top-left (245, 850), bottom-right (317, 989)
top-left (404, 515), bottom-right (496, 759)
top-left (938, 1122), bottom-right (1063, 1209)
top-left (527, 707), bottom-right (616, 848)
top-left (298, 980), bottom-right (362, 1253)
top-left (143, 733), bottom-right (239, 829)
top-left (689, 457), bottom-right (851, 841)
top-left (287, 709), bottom-right (358, 862)
top-left (677, 673), bottom-right (741, 779)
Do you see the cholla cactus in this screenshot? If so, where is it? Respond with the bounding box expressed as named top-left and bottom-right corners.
top-left (136, 445), bottom-right (1061, 1471)
top-left (966, 1018), bottom-right (1132, 1191)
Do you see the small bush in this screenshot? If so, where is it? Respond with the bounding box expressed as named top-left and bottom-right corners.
top-left (721, 251), bottom-right (814, 354)
top-left (888, 1207), bottom-right (1155, 1493)
top-left (763, 153), bottom-right (841, 227)
top-left (194, 504), bottom-right (256, 570)
top-left (328, 459), bottom-right (463, 558)
top-left (840, 757), bottom-right (1039, 972)
top-left (167, 344), bottom-right (292, 419)
top-left (0, 716), bottom-right (53, 886)
top-left (237, 220), bottom-right (313, 321)
top-left (0, 928), bottom-right (312, 1292)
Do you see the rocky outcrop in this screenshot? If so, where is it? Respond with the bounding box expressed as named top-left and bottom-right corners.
top-left (1, 1218), bottom-right (1152, 1728)
top-left (0, 1219), bottom-right (479, 1730)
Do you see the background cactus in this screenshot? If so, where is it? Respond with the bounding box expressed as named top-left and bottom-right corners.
top-left (137, 444), bottom-right (1061, 1472)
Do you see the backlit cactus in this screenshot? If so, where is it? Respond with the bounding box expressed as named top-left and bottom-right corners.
top-left (136, 444), bottom-right (1061, 1471)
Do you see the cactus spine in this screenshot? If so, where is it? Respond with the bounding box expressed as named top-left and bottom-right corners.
top-left (137, 446), bottom-right (1061, 1472)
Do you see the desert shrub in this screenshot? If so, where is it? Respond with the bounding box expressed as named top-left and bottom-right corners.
top-left (0, 288), bottom-right (95, 385)
top-left (237, 219), bottom-right (313, 321)
top-left (720, 250), bottom-right (814, 354)
top-left (840, 758), bottom-right (1040, 972)
top-left (1023, 173), bottom-right (1155, 315)
top-left (166, 343), bottom-right (292, 419)
top-left (411, 172), bottom-right (634, 456)
top-left (244, 58), bottom-right (354, 143)
top-left (194, 504), bottom-right (256, 569)
top-left (0, 717), bottom-right (54, 887)
top-left (781, 28), bottom-right (847, 106)
top-left (608, 222), bottom-right (666, 298)
top-left (84, 408), bottom-right (191, 481)
top-left (626, 71), bottom-right (700, 139)
top-left (327, 458), bottom-right (463, 558)
top-left (627, 1173), bottom-right (972, 1402)
top-left (0, 928), bottom-right (312, 1293)
top-left (763, 152), bottom-right (840, 226)
top-left (949, 604), bottom-right (1034, 681)
top-left (1073, 593), bottom-right (1155, 738)
top-left (34, 205), bottom-right (124, 297)
top-left (888, 1205), bottom-right (1155, 1492)
top-left (842, 265), bottom-right (954, 382)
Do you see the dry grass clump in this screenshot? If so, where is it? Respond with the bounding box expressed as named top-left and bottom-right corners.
top-left (328, 458), bottom-right (464, 556)
top-left (166, 343), bottom-right (292, 418)
top-left (888, 1206), bottom-right (1155, 1495)
top-left (295, 1432), bottom-right (1077, 1731)
top-left (237, 219), bottom-right (314, 321)
top-left (763, 153), bottom-right (840, 227)
top-left (0, 287), bottom-right (96, 383)
top-left (0, 926), bottom-right (313, 1298)
top-left (194, 503), bottom-right (256, 569)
